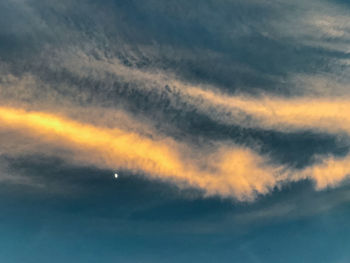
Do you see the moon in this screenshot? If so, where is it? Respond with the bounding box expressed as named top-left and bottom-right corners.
top-left (114, 173), bottom-right (119, 179)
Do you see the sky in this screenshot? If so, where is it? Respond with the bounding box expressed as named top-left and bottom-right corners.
top-left (1, 0), bottom-right (350, 262)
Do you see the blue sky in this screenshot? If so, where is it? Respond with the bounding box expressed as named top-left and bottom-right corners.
top-left (1, 0), bottom-right (350, 262)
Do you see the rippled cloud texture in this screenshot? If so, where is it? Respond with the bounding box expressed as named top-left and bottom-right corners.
top-left (2, 0), bottom-right (350, 201)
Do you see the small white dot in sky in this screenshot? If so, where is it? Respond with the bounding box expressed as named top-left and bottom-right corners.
top-left (114, 173), bottom-right (119, 179)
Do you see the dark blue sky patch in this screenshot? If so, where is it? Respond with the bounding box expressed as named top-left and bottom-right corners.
top-left (1, 156), bottom-right (350, 262)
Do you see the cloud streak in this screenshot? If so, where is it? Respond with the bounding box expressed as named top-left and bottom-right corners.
top-left (0, 106), bottom-right (286, 200)
top-left (41, 49), bottom-right (350, 138)
top-left (61, 51), bottom-right (350, 138)
top-left (1, 106), bottom-right (350, 200)
top-left (185, 87), bottom-right (350, 135)
top-left (2, 0), bottom-right (350, 202)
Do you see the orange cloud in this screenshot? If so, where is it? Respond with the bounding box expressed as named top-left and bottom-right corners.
top-left (1, 105), bottom-right (350, 200)
top-left (186, 87), bottom-right (350, 135)
top-left (0, 106), bottom-right (283, 200)
top-left (301, 155), bottom-right (350, 189)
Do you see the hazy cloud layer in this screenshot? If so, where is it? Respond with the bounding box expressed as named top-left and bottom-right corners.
top-left (2, 0), bottom-right (350, 200)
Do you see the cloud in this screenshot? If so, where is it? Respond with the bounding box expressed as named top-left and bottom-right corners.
top-left (0, 156), bottom-right (42, 187)
top-left (2, 45), bottom-right (350, 201)
top-left (43, 50), bottom-right (350, 139)
top-left (2, 0), bottom-right (350, 202)
top-left (184, 87), bottom-right (350, 135)
top-left (0, 106), bottom-right (285, 200)
top-left (1, 105), bottom-right (350, 201)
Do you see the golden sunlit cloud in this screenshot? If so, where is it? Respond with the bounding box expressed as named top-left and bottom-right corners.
top-left (0, 106), bottom-right (285, 200)
top-left (185, 87), bottom-right (350, 135)
top-left (1, 106), bottom-right (350, 200)
top-left (3, 54), bottom-right (350, 200)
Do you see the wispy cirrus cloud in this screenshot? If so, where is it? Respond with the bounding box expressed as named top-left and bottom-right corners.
top-left (1, 105), bottom-right (350, 200)
top-left (2, 0), bottom-right (350, 201)
top-left (0, 106), bottom-right (284, 200)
